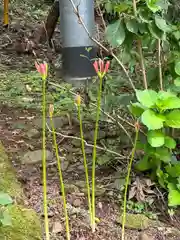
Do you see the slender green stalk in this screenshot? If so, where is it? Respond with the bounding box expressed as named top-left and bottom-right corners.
top-left (121, 125), bottom-right (139, 240)
top-left (50, 116), bottom-right (70, 240)
top-left (77, 103), bottom-right (92, 227)
top-left (157, 39), bottom-right (163, 90)
top-left (132, 0), bottom-right (148, 89)
top-left (91, 75), bottom-right (104, 232)
top-left (42, 78), bottom-right (50, 240)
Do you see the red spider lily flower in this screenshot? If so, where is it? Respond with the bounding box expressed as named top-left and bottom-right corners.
top-left (93, 60), bottom-right (99, 73)
top-left (99, 59), bottom-right (104, 73)
top-left (93, 59), bottom-right (110, 78)
top-left (104, 61), bottom-right (110, 73)
top-left (35, 61), bottom-right (48, 80)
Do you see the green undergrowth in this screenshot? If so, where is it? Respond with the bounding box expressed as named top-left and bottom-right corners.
top-left (0, 69), bottom-right (75, 115)
top-left (0, 142), bottom-right (41, 240)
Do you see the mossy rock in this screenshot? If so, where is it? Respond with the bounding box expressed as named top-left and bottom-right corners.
top-left (117, 213), bottom-right (161, 230)
top-left (0, 142), bottom-right (41, 239)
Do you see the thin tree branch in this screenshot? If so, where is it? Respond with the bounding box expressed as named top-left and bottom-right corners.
top-left (137, 40), bottom-right (148, 89)
top-left (46, 122), bottom-right (126, 159)
top-left (49, 81), bottom-right (135, 142)
top-left (68, 0), bottom-right (136, 91)
top-left (132, 0), bottom-right (148, 89)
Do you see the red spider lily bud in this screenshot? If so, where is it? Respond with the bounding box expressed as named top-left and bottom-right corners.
top-left (104, 61), bottom-right (110, 73)
top-left (93, 60), bottom-right (99, 73)
top-left (35, 61), bottom-right (48, 80)
top-left (93, 59), bottom-right (110, 78)
top-left (75, 94), bottom-right (81, 106)
top-left (99, 59), bottom-right (104, 73)
top-left (49, 104), bottom-right (54, 118)
top-left (134, 121), bottom-right (140, 131)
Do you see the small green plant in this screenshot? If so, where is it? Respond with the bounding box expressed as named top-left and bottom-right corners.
top-left (35, 61), bottom-right (50, 240)
top-left (130, 87), bottom-right (180, 207)
top-left (126, 200), bottom-right (157, 219)
top-left (49, 104), bottom-right (70, 240)
top-left (75, 94), bottom-right (92, 229)
top-left (121, 122), bottom-right (139, 240)
top-left (102, 0), bottom-right (180, 238)
top-left (0, 192), bottom-right (13, 227)
top-left (91, 59), bottom-right (110, 232)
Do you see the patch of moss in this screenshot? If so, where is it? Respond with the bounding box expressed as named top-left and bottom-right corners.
top-left (0, 205), bottom-right (41, 240)
top-left (118, 213), bottom-right (159, 230)
top-left (0, 142), bottom-right (41, 239)
top-left (0, 143), bottom-right (23, 197)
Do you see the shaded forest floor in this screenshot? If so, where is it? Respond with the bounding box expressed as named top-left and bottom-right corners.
top-left (0, 0), bottom-right (180, 239)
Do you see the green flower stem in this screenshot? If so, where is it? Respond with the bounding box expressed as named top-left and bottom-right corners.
top-left (50, 116), bottom-right (70, 240)
top-left (42, 78), bottom-right (49, 240)
top-left (91, 75), bottom-right (104, 232)
top-left (121, 126), bottom-right (139, 240)
top-left (77, 103), bottom-right (92, 227)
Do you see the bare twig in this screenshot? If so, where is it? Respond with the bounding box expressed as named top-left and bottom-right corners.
top-left (137, 39), bottom-right (148, 89)
top-left (68, 0), bottom-right (136, 91)
top-left (49, 81), bottom-right (134, 142)
top-left (157, 39), bottom-right (163, 90)
top-left (46, 122), bottom-right (126, 159)
top-left (132, 0), bottom-right (148, 89)
top-left (97, 4), bottom-right (106, 30)
top-left (132, 0), bottom-right (137, 15)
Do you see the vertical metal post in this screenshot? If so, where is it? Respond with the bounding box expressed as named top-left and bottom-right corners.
top-left (4, 0), bottom-right (9, 26)
top-left (59, 0), bottom-right (97, 86)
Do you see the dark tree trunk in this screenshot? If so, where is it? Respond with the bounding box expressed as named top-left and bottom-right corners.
top-left (39, 0), bottom-right (59, 44)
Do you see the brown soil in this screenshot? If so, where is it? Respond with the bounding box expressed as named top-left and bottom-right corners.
top-left (0, 1), bottom-right (180, 240)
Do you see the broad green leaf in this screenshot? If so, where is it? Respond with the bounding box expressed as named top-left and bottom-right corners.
top-left (157, 91), bottom-right (176, 99)
top-left (105, 20), bottom-right (125, 47)
top-left (146, 0), bottom-right (162, 13)
top-left (174, 77), bottom-right (180, 87)
top-left (138, 8), bottom-right (151, 23)
top-left (177, 177), bottom-right (180, 190)
top-left (156, 168), bottom-right (168, 188)
top-left (1, 210), bottom-right (12, 226)
top-left (121, 51), bottom-right (131, 64)
top-left (105, 2), bottom-right (113, 13)
top-left (141, 109), bottom-right (164, 130)
top-left (147, 130), bottom-right (165, 147)
top-left (135, 89), bottom-right (158, 108)
top-left (156, 91), bottom-right (180, 110)
top-left (155, 15), bottom-right (171, 32)
top-left (168, 184), bottom-right (180, 206)
top-left (114, 3), bottom-right (130, 13)
top-left (164, 136), bottom-right (176, 149)
top-left (157, 0), bottom-right (169, 10)
top-left (0, 192), bottom-right (13, 206)
top-left (175, 62), bottom-right (180, 76)
top-left (173, 31), bottom-right (180, 40)
top-left (125, 19), bottom-right (138, 34)
top-left (165, 110), bottom-right (180, 128)
top-left (148, 22), bottom-right (164, 39)
top-left (155, 147), bottom-right (171, 163)
top-left (156, 96), bottom-right (180, 110)
top-left (166, 163), bottom-right (180, 178)
top-left (129, 102), bottom-right (146, 117)
top-left (169, 85), bottom-right (180, 94)
top-left (162, 40), bottom-right (170, 52)
top-left (135, 155), bottom-right (152, 171)
top-left (138, 22), bottom-right (147, 34)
